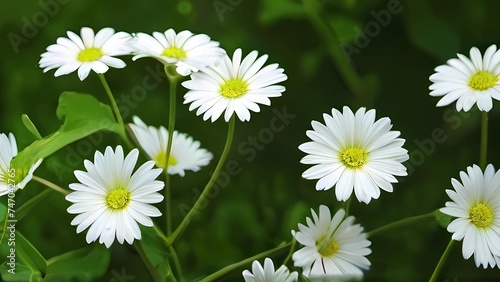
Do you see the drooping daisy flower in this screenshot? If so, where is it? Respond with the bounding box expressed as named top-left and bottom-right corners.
top-left (128, 116), bottom-right (213, 176)
top-left (242, 258), bottom-right (298, 282)
top-left (429, 44), bottom-right (500, 112)
top-left (440, 164), bottom-right (500, 268)
top-left (39, 27), bottom-right (132, 80)
top-left (182, 48), bottom-right (287, 122)
top-left (292, 206), bottom-right (371, 278)
top-left (299, 106), bottom-right (408, 204)
top-left (66, 146), bottom-right (164, 248)
top-left (130, 28), bottom-right (225, 76)
top-left (0, 133), bottom-right (42, 196)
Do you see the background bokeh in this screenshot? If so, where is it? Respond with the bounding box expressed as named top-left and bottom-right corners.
top-left (2, 0), bottom-right (500, 281)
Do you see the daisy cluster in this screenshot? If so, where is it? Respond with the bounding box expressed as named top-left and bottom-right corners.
top-left (2, 24), bottom-right (498, 282)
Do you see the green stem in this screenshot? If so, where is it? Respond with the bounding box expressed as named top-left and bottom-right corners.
top-left (198, 242), bottom-right (292, 282)
top-left (164, 65), bottom-right (181, 235)
top-left (429, 239), bottom-right (455, 282)
top-left (302, 0), bottom-right (370, 105)
top-left (134, 241), bottom-right (164, 282)
top-left (367, 210), bottom-right (437, 238)
top-left (32, 176), bottom-right (70, 195)
top-left (167, 245), bottom-right (184, 282)
top-left (97, 73), bottom-right (133, 148)
top-left (343, 196), bottom-right (352, 216)
top-left (168, 116), bottom-right (236, 246)
top-left (282, 237), bottom-right (296, 266)
top-left (479, 111), bottom-right (488, 169)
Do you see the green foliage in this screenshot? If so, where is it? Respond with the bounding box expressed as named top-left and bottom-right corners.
top-left (15, 232), bottom-right (47, 277)
top-left (11, 92), bottom-right (121, 175)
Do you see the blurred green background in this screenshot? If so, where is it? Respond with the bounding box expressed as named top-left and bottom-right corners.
top-left (2, 0), bottom-right (500, 281)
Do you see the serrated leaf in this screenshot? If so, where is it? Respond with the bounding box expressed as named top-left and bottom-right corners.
top-left (44, 245), bottom-right (110, 281)
top-left (21, 115), bottom-right (42, 140)
top-left (11, 92), bottom-right (122, 175)
top-left (15, 232), bottom-right (47, 275)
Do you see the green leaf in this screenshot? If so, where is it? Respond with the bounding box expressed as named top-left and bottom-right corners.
top-left (139, 226), bottom-right (174, 279)
top-left (0, 262), bottom-right (32, 281)
top-left (21, 115), bottom-right (42, 140)
top-left (11, 92), bottom-right (122, 174)
top-left (44, 245), bottom-right (110, 281)
top-left (15, 232), bottom-right (47, 276)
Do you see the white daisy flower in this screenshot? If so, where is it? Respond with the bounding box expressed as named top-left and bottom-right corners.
top-left (440, 164), bottom-right (500, 268)
top-left (292, 206), bottom-right (371, 278)
top-left (66, 146), bottom-right (164, 248)
top-left (242, 258), bottom-right (298, 282)
top-left (130, 28), bottom-right (225, 76)
top-left (429, 44), bottom-right (500, 112)
top-left (39, 27), bottom-right (132, 80)
top-left (128, 116), bottom-right (213, 176)
top-left (299, 106), bottom-right (408, 204)
top-left (182, 48), bottom-right (287, 122)
top-left (0, 133), bottom-right (42, 196)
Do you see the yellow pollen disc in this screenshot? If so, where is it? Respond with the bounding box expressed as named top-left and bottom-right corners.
top-left (162, 46), bottom-right (187, 59)
top-left (468, 71), bottom-right (498, 91)
top-left (340, 147), bottom-right (369, 169)
top-left (154, 151), bottom-right (178, 169)
top-left (469, 203), bottom-right (493, 228)
top-left (316, 237), bottom-right (339, 257)
top-left (77, 47), bottom-right (103, 62)
top-left (220, 79), bottom-right (249, 98)
top-left (106, 189), bottom-right (131, 210)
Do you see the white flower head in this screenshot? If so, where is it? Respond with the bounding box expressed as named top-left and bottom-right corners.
top-left (39, 27), bottom-right (132, 80)
top-left (0, 133), bottom-right (42, 196)
top-left (429, 44), bottom-right (500, 112)
top-left (182, 48), bottom-right (287, 122)
top-left (299, 106), bottom-right (409, 204)
top-left (130, 28), bottom-right (226, 76)
top-left (292, 206), bottom-right (371, 278)
top-left (440, 164), bottom-right (500, 268)
top-left (66, 146), bottom-right (164, 248)
top-left (129, 116), bottom-right (213, 176)
top-left (242, 258), bottom-right (298, 282)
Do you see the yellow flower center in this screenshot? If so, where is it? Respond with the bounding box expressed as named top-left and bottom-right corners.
top-left (220, 79), bottom-right (249, 98)
top-left (316, 236), bottom-right (339, 257)
top-left (468, 71), bottom-right (498, 91)
top-left (154, 151), bottom-right (178, 169)
top-left (162, 46), bottom-right (187, 59)
top-left (340, 147), bottom-right (369, 169)
top-left (77, 47), bottom-right (103, 62)
top-left (469, 203), bottom-right (493, 228)
top-left (106, 189), bottom-right (131, 210)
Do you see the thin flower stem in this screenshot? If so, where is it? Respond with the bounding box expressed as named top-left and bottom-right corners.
top-left (134, 241), bottom-right (164, 282)
top-left (479, 111), bottom-right (488, 169)
top-left (167, 245), bottom-right (184, 282)
top-left (367, 210), bottom-right (437, 238)
top-left (97, 73), bottom-right (133, 148)
top-left (32, 176), bottom-right (70, 195)
top-left (164, 65), bottom-right (181, 236)
top-left (198, 242), bottom-right (292, 282)
top-left (282, 237), bottom-right (296, 266)
top-left (343, 196), bottom-right (352, 216)
top-left (429, 239), bottom-right (455, 282)
top-left (302, 0), bottom-right (371, 106)
top-left (168, 116), bottom-right (236, 246)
